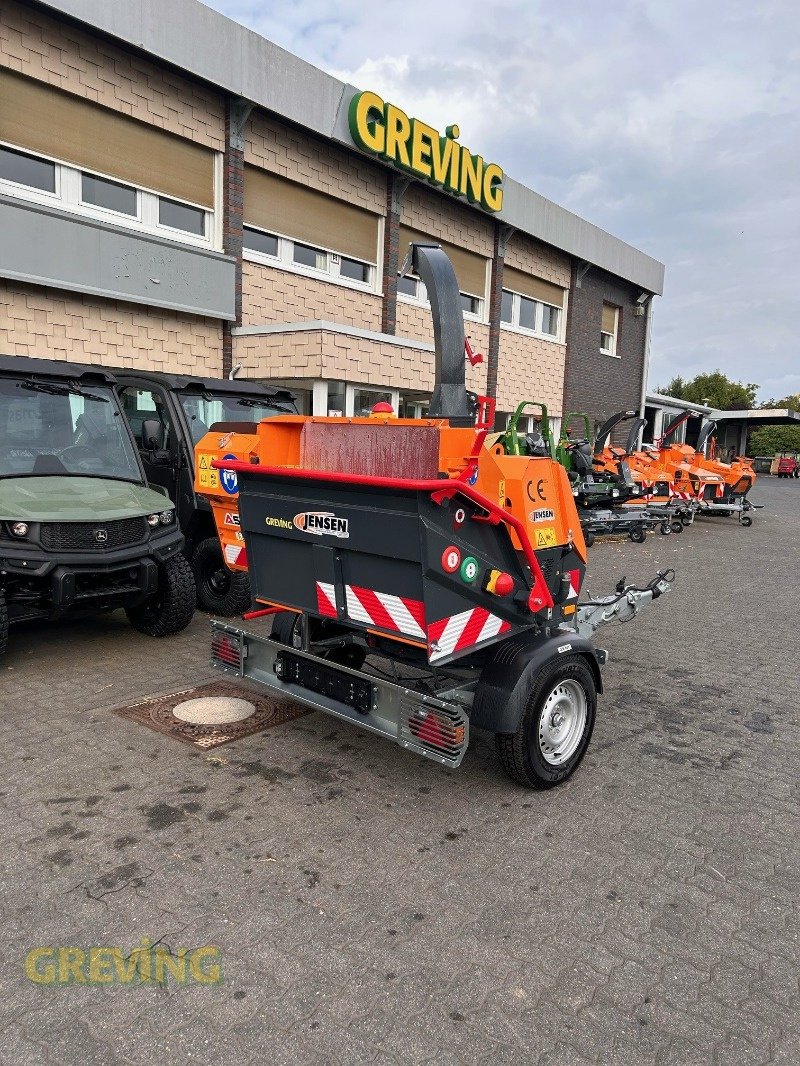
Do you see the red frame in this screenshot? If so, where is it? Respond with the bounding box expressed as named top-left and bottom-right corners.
top-left (213, 459), bottom-right (554, 610)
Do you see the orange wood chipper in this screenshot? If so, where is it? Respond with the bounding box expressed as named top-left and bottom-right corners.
top-left (195, 244), bottom-right (673, 788)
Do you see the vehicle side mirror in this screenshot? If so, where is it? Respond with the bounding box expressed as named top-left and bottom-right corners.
top-left (141, 419), bottom-right (164, 451)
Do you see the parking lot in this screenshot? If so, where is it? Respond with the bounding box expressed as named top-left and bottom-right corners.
top-left (1, 477), bottom-right (798, 1065)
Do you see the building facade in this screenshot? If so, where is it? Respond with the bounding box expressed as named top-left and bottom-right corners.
top-left (1, 0), bottom-right (665, 430)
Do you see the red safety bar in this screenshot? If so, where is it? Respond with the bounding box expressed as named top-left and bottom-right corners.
top-left (213, 460), bottom-right (554, 609)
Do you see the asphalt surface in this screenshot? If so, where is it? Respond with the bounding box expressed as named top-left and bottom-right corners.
top-left (1, 477), bottom-right (798, 1065)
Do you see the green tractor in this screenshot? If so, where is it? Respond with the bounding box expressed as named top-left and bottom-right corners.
top-left (497, 401), bottom-right (556, 458)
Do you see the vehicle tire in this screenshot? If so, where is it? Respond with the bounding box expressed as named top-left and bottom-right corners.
top-left (681, 514), bottom-right (693, 527)
top-left (495, 654), bottom-right (597, 789)
top-left (741, 515), bottom-right (753, 527)
top-left (125, 554), bottom-right (196, 638)
top-left (584, 531), bottom-right (595, 547)
top-left (660, 522), bottom-right (671, 536)
top-left (670, 520), bottom-right (683, 534)
top-left (0, 587), bottom-right (8, 659)
top-left (192, 537), bottom-right (251, 616)
top-left (629, 527), bottom-right (646, 543)
top-left (270, 610), bottom-right (302, 647)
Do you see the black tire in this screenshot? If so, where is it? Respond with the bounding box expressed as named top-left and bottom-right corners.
top-left (681, 514), bottom-right (693, 527)
top-left (495, 655), bottom-right (597, 789)
top-left (670, 520), bottom-right (683, 534)
top-left (629, 527), bottom-right (646, 543)
top-left (660, 522), bottom-right (671, 536)
top-left (125, 553), bottom-right (196, 638)
top-left (270, 610), bottom-right (302, 646)
top-left (741, 515), bottom-right (753, 527)
top-left (0, 587), bottom-right (7, 659)
top-left (192, 537), bottom-right (251, 616)
top-left (584, 530), bottom-right (595, 547)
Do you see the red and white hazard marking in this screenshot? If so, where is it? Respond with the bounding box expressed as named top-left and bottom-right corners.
top-left (344, 584), bottom-right (426, 640)
top-left (315, 581), bottom-right (337, 618)
top-left (224, 544), bottom-right (247, 567)
top-left (427, 607), bottom-right (511, 663)
top-left (566, 568), bottom-right (581, 600)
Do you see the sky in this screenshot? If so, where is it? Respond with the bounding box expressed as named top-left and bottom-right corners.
top-left (206, 0), bottom-right (799, 402)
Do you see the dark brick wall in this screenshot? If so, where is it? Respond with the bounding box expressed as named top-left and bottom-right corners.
top-left (381, 173), bottom-right (403, 335)
top-left (221, 99), bottom-right (245, 377)
top-left (563, 265), bottom-right (648, 442)
top-left (485, 223), bottom-right (504, 418)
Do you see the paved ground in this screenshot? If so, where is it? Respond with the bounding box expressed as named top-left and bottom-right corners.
top-left (1, 478), bottom-right (798, 1065)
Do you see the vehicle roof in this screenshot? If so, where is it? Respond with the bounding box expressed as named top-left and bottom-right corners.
top-left (113, 368), bottom-right (295, 403)
top-left (0, 354), bottom-right (118, 385)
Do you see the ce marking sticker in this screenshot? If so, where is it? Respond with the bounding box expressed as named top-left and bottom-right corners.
top-left (526, 478), bottom-right (548, 502)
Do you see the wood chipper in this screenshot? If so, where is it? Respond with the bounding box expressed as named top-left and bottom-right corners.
top-left (690, 420), bottom-right (757, 524)
top-left (195, 244), bottom-right (673, 789)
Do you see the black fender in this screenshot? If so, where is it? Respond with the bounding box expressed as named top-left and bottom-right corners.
top-left (471, 632), bottom-right (604, 734)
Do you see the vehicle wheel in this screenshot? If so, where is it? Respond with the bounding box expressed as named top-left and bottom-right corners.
top-left (126, 553), bottom-right (196, 638)
top-left (629, 527), bottom-right (646, 543)
top-left (192, 537), bottom-right (251, 616)
top-left (670, 520), bottom-right (683, 533)
top-left (495, 655), bottom-right (597, 789)
top-left (584, 531), bottom-right (595, 547)
top-left (0, 587), bottom-right (7, 659)
top-left (741, 515), bottom-right (753, 527)
top-left (270, 610), bottom-right (302, 647)
top-left (660, 522), bottom-right (671, 536)
top-left (681, 514), bottom-right (693, 527)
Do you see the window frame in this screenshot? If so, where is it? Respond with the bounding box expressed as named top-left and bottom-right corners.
top-left (397, 272), bottom-right (485, 323)
top-left (0, 138), bottom-right (215, 249)
top-left (600, 304), bottom-right (620, 357)
top-left (499, 286), bottom-right (565, 343)
top-left (242, 221), bottom-right (378, 295)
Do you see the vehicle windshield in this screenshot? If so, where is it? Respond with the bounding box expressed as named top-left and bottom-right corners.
top-left (180, 392), bottom-right (293, 445)
top-left (0, 378), bottom-right (142, 481)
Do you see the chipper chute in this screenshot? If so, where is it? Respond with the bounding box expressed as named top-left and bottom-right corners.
top-left (196, 243), bottom-right (673, 789)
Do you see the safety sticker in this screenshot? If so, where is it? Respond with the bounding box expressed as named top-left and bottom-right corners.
top-left (535, 526), bottom-right (557, 548)
top-left (219, 455), bottom-right (239, 495)
top-left (197, 453), bottom-right (218, 488)
top-left (223, 512), bottom-right (240, 526)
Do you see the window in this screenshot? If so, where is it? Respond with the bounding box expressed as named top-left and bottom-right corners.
top-left (460, 293), bottom-right (480, 315)
top-left (397, 274), bottom-right (420, 298)
top-left (242, 222), bottom-right (375, 289)
top-left (0, 140), bottom-right (214, 248)
top-left (397, 272), bottom-right (482, 318)
top-left (243, 227), bottom-right (279, 257)
top-left (81, 173), bottom-right (137, 216)
top-left (119, 387), bottom-right (173, 451)
top-left (158, 196), bottom-right (206, 235)
top-left (501, 288), bottom-right (563, 339)
top-left (601, 303), bottom-right (619, 356)
top-left (0, 145), bottom-right (55, 192)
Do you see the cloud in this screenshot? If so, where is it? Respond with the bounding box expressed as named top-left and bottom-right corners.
top-left (205, 0), bottom-right (800, 401)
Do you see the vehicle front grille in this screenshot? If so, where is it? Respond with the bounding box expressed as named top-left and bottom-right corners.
top-left (40, 517), bottom-right (148, 551)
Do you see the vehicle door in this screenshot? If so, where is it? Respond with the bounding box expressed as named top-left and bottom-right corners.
top-left (117, 382), bottom-right (181, 504)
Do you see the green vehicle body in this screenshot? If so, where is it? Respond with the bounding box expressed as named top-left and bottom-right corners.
top-left (498, 401), bottom-right (556, 458)
top-left (0, 355), bottom-right (195, 657)
top-left (556, 412), bottom-right (594, 472)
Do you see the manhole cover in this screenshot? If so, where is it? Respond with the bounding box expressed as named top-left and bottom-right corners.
top-left (173, 696), bottom-right (256, 725)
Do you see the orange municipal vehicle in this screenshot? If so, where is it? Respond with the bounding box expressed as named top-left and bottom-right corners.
top-left (194, 244), bottom-right (673, 789)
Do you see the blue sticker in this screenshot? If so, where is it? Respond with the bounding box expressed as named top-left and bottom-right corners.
top-left (466, 466), bottom-right (479, 486)
top-left (220, 454), bottom-right (239, 495)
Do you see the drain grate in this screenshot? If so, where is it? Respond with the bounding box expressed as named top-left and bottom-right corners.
top-left (113, 681), bottom-right (311, 750)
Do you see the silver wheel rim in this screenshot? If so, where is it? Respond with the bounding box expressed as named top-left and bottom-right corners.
top-left (538, 680), bottom-right (588, 765)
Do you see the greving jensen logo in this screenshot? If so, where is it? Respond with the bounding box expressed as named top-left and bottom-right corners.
top-left (293, 512), bottom-right (350, 539)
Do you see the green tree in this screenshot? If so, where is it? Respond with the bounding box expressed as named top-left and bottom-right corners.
top-left (658, 370), bottom-right (758, 410)
top-left (747, 425), bottom-right (800, 457)
top-left (759, 393), bottom-right (800, 410)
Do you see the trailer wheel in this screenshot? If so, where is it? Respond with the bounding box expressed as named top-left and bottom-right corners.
top-left (270, 610), bottom-right (303, 647)
top-left (740, 515), bottom-right (753, 527)
top-left (495, 655), bottom-right (596, 789)
top-left (126, 554), bottom-right (196, 638)
top-left (660, 522), bottom-right (671, 536)
top-left (0, 587), bottom-right (8, 659)
top-left (629, 527), bottom-right (646, 543)
top-left (670, 520), bottom-right (683, 534)
top-left (192, 537), bottom-right (251, 616)
top-left (584, 531), bottom-right (595, 547)
top-left (681, 514), bottom-right (693, 527)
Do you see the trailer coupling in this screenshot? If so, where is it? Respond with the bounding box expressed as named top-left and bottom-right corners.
top-left (573, 569), bottom-right (675, 639)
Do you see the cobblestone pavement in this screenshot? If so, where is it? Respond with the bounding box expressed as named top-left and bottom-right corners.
top-left (0, 479), bottom-right (798, 1065)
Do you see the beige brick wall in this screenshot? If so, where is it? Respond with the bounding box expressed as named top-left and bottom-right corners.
top-left (245, 112), bottom-right (385, 215)
top-left (400, 184), bottom-right (495, 258)
top-left (242, 262), bottom-right (383, 331)
top-left (504, 232), bottom-right (571, 289)
top-left (396, 303), bottom-right (488, 394)
top-left (1, 280), bottom-right (222, 374)
top-left (1, 0), bottom-right (224, 149)
top-left (496, 328), bottom-right (565, 415)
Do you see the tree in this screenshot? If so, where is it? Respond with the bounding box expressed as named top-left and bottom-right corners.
top-left (759, 393), bottom-right (800, 410)
top-left (748, 425), bottom-right (800, 457)
top-left (658, 371), bottom-right (758, 410)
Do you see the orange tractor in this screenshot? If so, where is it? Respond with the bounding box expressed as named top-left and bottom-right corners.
top-left (195, 244), bottom-right (672, 789)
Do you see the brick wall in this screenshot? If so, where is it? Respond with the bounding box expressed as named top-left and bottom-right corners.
top-left (563, 266), bottom-right (647, 435)
top-left (396, 304), bottom-right (488, 394)
top-left (245, 112), bottom-right (385, 214)
top-left (503, 232), bottom-right (572, 288)
top-left (1, 280), bottom-right (222, 373)
top-left (496, 328), bottom-right (565, 415)
top-left (400, 184), bottom-right (495, 257)
top-left (1, 0), bottom-right (224, 148)
top-left (241, 263), bottom-right (382, 331)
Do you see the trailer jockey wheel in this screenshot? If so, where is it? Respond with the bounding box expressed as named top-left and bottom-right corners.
top-left (681, 514), bottom-right (693, 527)
top-left (270, 611), bottom-right (304, 648)
top-left (740, 515), bottom-right (753, 527)
top-left (629, 527), bottom-right (646, 543)
top-left (670, 520), bottom-right (683, 534)
top-left (660, 522), bottom-right (672, 536)
top-left (584, 531), bottom-right (595, 547)
top-left (495, 655), bottom-right (597, 789)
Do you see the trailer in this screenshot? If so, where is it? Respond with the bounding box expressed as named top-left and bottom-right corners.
top-left (196, 244), bottom-right (673, 788)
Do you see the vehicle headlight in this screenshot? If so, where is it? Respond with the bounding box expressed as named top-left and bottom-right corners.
top-left (159, 510), bottom-right (174, 526)
top-left (11, 521), bottom-right (29, 537)
top-left (146, 513), bottom-right (161, 528)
